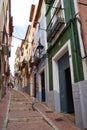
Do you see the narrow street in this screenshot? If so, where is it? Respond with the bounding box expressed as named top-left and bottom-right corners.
top-left (0, 0), bottom-right (87, 130)
top-left (1, 89), bottom-right (79, 130)
top-left (3, 89), bottom-right (54, 130)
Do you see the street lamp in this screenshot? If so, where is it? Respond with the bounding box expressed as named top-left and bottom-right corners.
top-left (35, 41), bottom-right (44, 59)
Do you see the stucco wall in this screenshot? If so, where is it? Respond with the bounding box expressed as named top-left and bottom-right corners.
top-left (72, 80), bottom-right (87, 129)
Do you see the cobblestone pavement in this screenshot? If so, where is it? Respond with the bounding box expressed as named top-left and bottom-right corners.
top-left (1, 89), bottom-right (80, 130)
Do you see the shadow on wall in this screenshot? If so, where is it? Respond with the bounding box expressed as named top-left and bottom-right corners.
top-left (36, 90), bottom-right (60, 112)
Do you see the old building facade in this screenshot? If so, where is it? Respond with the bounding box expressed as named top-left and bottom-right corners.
top-left (14, 0), bottom-right (87, 129)
top-left (0, 0), bottom-right (13, 99)
top-left (45, 0), bottom-right (87, 129)
top-left (31, 0), bottom-right (47, 102)
top-left (72, 0), bottom-right (87, 129)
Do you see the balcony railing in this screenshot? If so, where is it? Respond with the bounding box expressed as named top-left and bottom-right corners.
top-left (29, 56), bottom-right (35, 67)
top-left (45, 0), bottom-right (52, 4)
top-left (15, 72), bottom-right (19, 77)
top-left (47, 17), bottom-right (64, 42)
top-left (15, 71), bottom-right (21, 77)
top-left (26, 68), bottom-right (31, 76)
top-left (2, 45), bottom-right (8, 55)
top-left (21, 59), bottom-right (27, 69)
top-left (34, 56), bottom-right (40, 66)
top-left (29, 55), bottom-right (40, 67)
top-left (25, 43), bottom-right (28, 49)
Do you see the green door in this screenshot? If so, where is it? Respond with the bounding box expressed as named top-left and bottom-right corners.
top-left (58, 52), bottom-right (74, 113)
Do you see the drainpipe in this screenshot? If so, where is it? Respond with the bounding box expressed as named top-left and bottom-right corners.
top-left (69, 0), bottom-right (84, 82)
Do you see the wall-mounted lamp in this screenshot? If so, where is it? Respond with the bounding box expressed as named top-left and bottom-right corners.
top-left (36, 41), bottom-right (44, 50)
top-left (35, 41), bottom-right (44, 59)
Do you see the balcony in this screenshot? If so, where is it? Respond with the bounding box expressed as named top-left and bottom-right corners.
top-left (29, 56), bottom-right (35, 67)
top-left (34, 56), bottom-right (40, 66)
top-left (21, 59), bottom-right (27, 69)
top-left (47, 18), bottom-right (64, 42)
top-left (5, 66), bottom-right (10, 77)
top-left (18, 71), bottom-right (21, 76)
top-left (15, 71), bottom-right (21, 77)
top-left (45, 0), bottom-right (52, 4)
top-left (25, 43), bottom-right (28, 49)
top-left (2, 45), bottom-right (8, 55)
top-left (21, 48), bottom-right (24, 56)
top-left (19, 63), bottom-right (22, 71)
top-left (29, 55), bottom-right (40, 67)
top-left (15, 72), bottom-right (19, 77)
top-left (26, 68), bottom-right (31, 76)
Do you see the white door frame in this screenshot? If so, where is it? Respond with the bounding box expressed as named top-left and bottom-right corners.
top-left (52, 40), bottom-right (74, 112)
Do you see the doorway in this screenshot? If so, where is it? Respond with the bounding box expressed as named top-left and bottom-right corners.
top-left (34, 74), bottom-right (36, 97)
top-left (65, 67), bottom-right (74, 113)
top-left (41, 71), bottom-right (45, 102)
top-left (58, 52), bottom-right (74, 113)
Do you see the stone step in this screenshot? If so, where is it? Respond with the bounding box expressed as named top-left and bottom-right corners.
top-left (8, 116), bottom-right (43, 123)
top-left (9, 107), bottom-right (33, 111)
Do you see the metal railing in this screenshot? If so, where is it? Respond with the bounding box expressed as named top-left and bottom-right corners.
top-left (47, 17), bottom-right (64, 42)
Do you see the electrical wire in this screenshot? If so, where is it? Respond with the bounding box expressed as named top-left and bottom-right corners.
top-left (0, 31), bottom-right (32, 43)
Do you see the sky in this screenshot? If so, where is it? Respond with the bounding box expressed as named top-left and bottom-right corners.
top-left (9, 0), bottom-right (39, 75)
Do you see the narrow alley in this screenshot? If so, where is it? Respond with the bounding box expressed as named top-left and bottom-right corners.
top-left (0, 89), bottom-right (79, 130)
top-left (2, 89), bottom-right (54, 130)
top-left (0, 0), bottom-right (87, 130)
